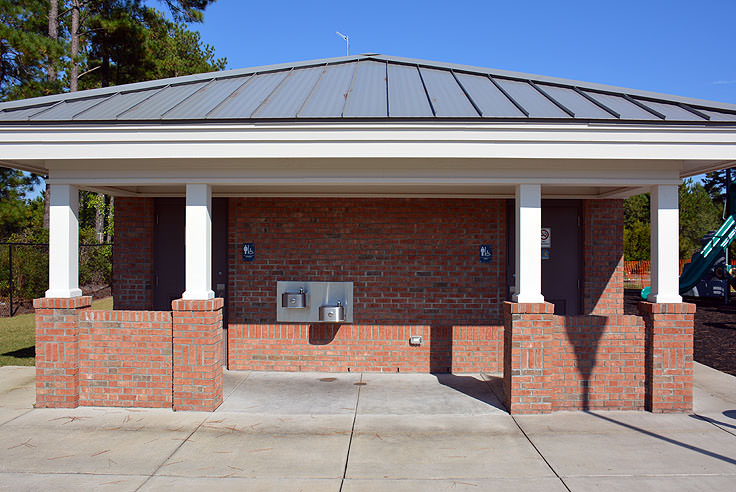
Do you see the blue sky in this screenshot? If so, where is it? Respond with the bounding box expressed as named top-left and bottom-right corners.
top-left (172, 0), bottom-right (736, 104)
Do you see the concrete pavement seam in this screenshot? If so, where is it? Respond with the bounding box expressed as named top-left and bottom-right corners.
top-left (134, 415), bottom-right (209, 492)
top-left (222, 371), bottom-right (251, 402)
top-left (511, 417), bottom-right (572, 492)
top-left (339, 372), bottom-right (362, 492)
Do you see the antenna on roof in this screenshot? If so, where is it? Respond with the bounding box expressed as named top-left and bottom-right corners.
top-left (336, 32), bottom-right (349, 56)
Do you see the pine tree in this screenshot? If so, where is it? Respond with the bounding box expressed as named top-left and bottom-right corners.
top-left (0, 0), bottom-right (65, 100)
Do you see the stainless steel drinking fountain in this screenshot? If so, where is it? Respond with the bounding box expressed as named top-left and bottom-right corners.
top-left (282, 288), bottom-right (307, 309)
top-left (276, 281), bottom-right (353, 323)
top-left (318, 301), bottom-right (345, 323)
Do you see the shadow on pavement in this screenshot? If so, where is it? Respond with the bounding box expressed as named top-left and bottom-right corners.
top-left (434, 373), bottom-right (507, 412)
top-left (590, 411), bottom-right (736, 466)
top-left (692, 412), bottom-right (736, 432)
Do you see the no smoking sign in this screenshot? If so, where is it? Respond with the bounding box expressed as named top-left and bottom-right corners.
top-left (541, 228), bottom-right (551, 247)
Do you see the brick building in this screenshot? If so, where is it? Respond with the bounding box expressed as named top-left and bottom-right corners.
top-left (1, 55), bottom-right (735, 413)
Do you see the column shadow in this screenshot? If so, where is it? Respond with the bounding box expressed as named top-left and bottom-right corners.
top-left (434, 373), bottom-right (507, 412)
top-left (562, 315), bottom-right (607, 411)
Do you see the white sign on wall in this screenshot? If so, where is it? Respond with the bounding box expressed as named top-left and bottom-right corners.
top-left (541, 228), bottom-right (551, 248)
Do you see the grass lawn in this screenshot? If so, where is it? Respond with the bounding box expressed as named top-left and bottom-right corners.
top-left (0, 297), bottom-right (113, 367)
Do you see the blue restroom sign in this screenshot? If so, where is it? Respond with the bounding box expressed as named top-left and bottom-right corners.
top-left (242, 243), bottom-right (255, 261)
top-left (480, 245), bottom-right (493, 263)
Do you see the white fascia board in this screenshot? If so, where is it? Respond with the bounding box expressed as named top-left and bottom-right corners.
top-left (1, 122), bottom-right (736, 160)
top-left (1, 123), bottom-right (734, 186)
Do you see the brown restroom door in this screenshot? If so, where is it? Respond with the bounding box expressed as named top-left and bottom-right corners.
top-left (541, 200), bottom-right (582, 315)
top-left (153, 198), bottom-right (185, 311)
top-left (153, 197), bottom-right (229, 364)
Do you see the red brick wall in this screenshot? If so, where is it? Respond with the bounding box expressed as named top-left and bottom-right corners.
top-left (34, 297), bottom-right (92, 408)
top-left (113, 197), bottom-right (154, 310)
top-left (78, 310), bottom-right (172, 408)
top-left (556, 314), bottom-right (645, 410)
top-left (34, 298), bottom-right (224, 411)
top-left (227, 198), bottom-right (507, 325)
top-left (503, 301), bottom-right (693, 414)
top-left (583, 199), bottom-right (624, 315)
top-left (503, 302), bottom-right (646, 413)
top-left (172, 298), bottom-right (224, 411)
top-left (503, 302), bottom-right (558, 413)
top-left (226, 197), bottom-right (506, 374)
top-left (228, 324), bottom-right (503, 373)
top-left (640, 302), bottom-right (695, 413)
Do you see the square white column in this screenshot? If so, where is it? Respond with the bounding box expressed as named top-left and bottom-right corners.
top-left (513, 184), bottom-right (545, 304)
top-left (648, 184), bottom-right (682, 303)
top-left (182, 184), bottom-right (214, 300)
top-left (45, 184), bottom-right (82, 298)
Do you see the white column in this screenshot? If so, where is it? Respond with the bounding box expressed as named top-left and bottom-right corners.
top-left (513, 184), bottom-right (544, 304)
top-left (182, 184), bottom-right (214, 300)
top-left (648, 184), bottom-right (682, 303)
top-left (45, 184), bottom-right (82, 298)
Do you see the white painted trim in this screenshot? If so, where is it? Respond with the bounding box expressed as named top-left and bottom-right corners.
top-left (647, 184), bottom-right (682, 304)
top-left (1, 122), bottom-right (735, 167)
top-left (45, 184), bottom-right (82, 298)
top-left (181, 184), bottom-right (214, 300)
top-left (512, 184), bottom-right (544, 304)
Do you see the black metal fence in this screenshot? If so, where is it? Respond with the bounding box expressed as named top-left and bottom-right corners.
top-left (0, 242), bottom-right (113, 317)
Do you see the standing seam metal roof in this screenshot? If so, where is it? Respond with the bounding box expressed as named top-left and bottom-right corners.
top-left (1, 54), bottom-right (736, 123)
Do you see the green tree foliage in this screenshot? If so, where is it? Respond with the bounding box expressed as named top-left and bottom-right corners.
top-left (142, 9), bottom-right (226, 78)
top-left (679, 179), bottom-right (722, 260)
top-left (624, 220), bottom-right (650, 261)
top-left (0, 169), bottom-right (41, 239)
top-left (2, 1), bottom-right (224, 96)
top-left (0, 0), bottom-right (65, 100)
top-left (77, 3), bottom-right (226, 89)
top-left (702, 170), bottom-right (729, 206)
top-left (83, 0), bottom-right (148, 88)
top-left (623, 193), bottom-right (649, 229)
top-left (158, 0), bottom-right (217, 23)
top-left (623, 192), bottom-right (650, 261)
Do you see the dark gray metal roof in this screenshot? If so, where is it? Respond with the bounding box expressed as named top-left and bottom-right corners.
top-left (2, 54), bottom-right (736, 123)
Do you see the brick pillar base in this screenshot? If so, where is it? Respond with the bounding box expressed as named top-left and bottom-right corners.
top-left (33, 296), bottom-right (92, 408)
top-left (639, 302), bottom-right (695, 413)
top-left (172, 298), bottom-right (224, 411)
top-left (503, 301), bottom-right (558, 414)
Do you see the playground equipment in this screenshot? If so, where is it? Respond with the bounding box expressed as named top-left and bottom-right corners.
top-left (642, 180), bottom-right (736, 299)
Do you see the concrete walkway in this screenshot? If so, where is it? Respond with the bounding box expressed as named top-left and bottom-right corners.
top-left (0, 364), bottom-right (734, 491)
